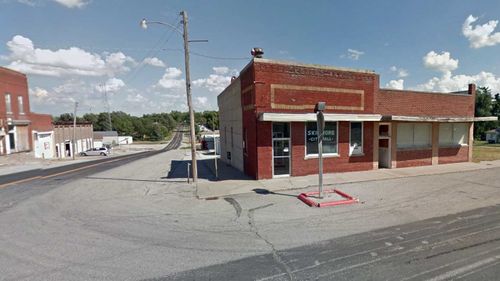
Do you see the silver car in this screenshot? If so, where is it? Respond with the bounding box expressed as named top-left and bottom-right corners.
top-left (80, 147), bottom-right (110, 156)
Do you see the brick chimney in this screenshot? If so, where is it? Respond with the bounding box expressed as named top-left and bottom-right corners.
top-left (468, 83), bottom-right (476, 95)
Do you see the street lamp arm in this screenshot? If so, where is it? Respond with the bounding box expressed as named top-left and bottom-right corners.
top-left (140, 19), bottom-right (183, 35)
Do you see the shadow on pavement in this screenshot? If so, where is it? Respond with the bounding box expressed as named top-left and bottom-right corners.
top-left (166, 159), bottom-right (252, 182)
top-left (252, 188), bottom-right (297, 197)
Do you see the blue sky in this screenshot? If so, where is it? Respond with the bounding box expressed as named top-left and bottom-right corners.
top-left (1, 0), bottom-right (500, 116)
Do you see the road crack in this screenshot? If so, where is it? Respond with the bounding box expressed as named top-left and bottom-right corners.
top-left (248, 203), bottom-right (295, 281)
top-left (224, 197), bottom-right (241, 220)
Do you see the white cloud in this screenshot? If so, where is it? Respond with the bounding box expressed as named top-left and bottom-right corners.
top-left (52, 0), bottom-right (87, 8)
top-left (196, 96), bottom-right (208, 105)
top-left (390, 66), bottom-right (409, 78)
top-left (417, 50), bottom-right (500, 94)
top-left (423, 51), bottom-right (458, 75)
top-left (17, 0), bottom-right (38, 6)
top-left (142, 57), bottom-right (165, 67)
top-left (157, 67), bottom-right (184, 90)
top-left (212, 66), bottom-right (229, 75)
top-left (463, 15), bottom-right (500, 48)
top-left (96, 78), bottom-right (126, 93)
top-left (192, 66), bottom-right (238, 93)
top-left (126, 93), bottom-right (147, 103)
top-left (416, 71), bottom-right (500, 94)
top-left (345, 49), bottom-right (364, 60)
top-left (31, 87), bottom-right (49, 98)
top-left (4, 35), bottom-right (135, 77)
top-left (385, 79), bottom-right (404, 90)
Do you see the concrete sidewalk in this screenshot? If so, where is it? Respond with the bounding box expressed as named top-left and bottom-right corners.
top-left (196, 159), bottom-right (500, 199)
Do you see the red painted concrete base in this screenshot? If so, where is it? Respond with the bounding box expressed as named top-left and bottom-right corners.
top-left (298, 189), bottom-right (359, 208)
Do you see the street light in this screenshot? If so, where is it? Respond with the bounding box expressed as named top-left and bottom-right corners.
top-left (140, 11), bottom-right (199, 182)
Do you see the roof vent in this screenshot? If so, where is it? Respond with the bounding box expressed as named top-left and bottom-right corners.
top-left (251, 47), bottom-right (264, 58)
top-left (231, 76), bottom-right (237, 82)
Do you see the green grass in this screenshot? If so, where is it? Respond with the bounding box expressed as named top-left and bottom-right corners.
top-left (473, 141), bottom-right (500, 162)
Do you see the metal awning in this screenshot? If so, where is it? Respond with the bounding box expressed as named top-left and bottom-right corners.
top-left (10, 120), bottom-right (31, 126)
top-left (473, 116), bottom-right (499, 122)
top-left (259, 113), bottom-right (498, 123)
top-left (259, 113), bottom-right (383, 122)
top-left (382, 115), bottom-right (498, 122)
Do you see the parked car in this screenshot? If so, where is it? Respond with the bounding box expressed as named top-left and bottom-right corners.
top-left (80, 147), bottom-right (109, 156)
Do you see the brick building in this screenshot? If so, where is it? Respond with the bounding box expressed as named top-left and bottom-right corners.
top-left (0, 67), bottom-right (53, 157)
top-left (218, 58), bottom-right (496, 179)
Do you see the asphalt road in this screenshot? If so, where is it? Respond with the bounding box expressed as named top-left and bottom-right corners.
top-left (0, 130), bottom-right (183, 213)
top-left (1, 133), bottom-right (500, 281)
top-left (154, 203), bottom-right (500, 281)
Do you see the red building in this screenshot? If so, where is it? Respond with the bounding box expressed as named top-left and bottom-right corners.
top-left (0, 67), bottom-right (53, 157)
top-left (218, 58), bottom-right (496, 179)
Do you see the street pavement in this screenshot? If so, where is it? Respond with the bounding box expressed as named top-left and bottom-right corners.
top-left (0, 137), bottom-right (499, 280)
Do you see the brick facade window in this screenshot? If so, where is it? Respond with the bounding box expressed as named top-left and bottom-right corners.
top-left (350, 122), bottom-right (363, 155)
top-left (305, 122), bottom-right (338, 155)
top-left (439, 123), bottom-right (468, 146)
top-left (18, 96), bottom-right (24, 114)
top-left (397, 123), bottom-right (431, 148)
top-left (5, 93), bottom-right (12, 113)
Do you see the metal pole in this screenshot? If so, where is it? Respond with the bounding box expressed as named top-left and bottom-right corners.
top-left (72, 101), bottom-right (78, 160)
top-left (187, 162), bottom-right (191, 183)
top-left (317, 111), bottom-right (324, 199)
top-left (213, 120), bottom-right (218, 180)
top-left (181, 10), bottom-right (198, 183)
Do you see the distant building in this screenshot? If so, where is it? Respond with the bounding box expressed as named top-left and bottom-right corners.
top-left (218, 58), bottom-right (497, 179)
top-left (53, 122), bottom-right (93, 158)
top-left (0, 66), bottom-right (53, 157)
top-left (93, 131), bottom-right (118, 147)
top-left (486, 128), bottom-right (500, 143)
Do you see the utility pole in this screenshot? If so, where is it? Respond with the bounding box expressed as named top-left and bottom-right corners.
top-left (72, 101), bottom-right (78, 160)
top-left (103, 85), bottom-right (112, 131)
top-left (213, 119), bottom-right (218, 180)
top-left (181, 10), bottom-right (198, 183)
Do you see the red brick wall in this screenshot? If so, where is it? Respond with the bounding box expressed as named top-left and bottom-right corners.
top-left (256, 121), bottom-right (272, 179)
top-left (0, 67), bottom-right (30, 121)
top-left (377, 89), bottom-right (475, 117)
top-left (290, 122), bottom-right (373, 177)
top-left (31, 113), bottom-right (53, 132)
top-left (0, 67), bottom-right (53, 153)
top-left (438, 146), bottom-right (469, 164)
top-left (252, 60), bottom-right (379, 114)
top-left (396, 149), bottom-right (432, 168)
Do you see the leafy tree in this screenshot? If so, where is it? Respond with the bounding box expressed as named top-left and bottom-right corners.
top-left (474, 87), bottom-right (496, 140)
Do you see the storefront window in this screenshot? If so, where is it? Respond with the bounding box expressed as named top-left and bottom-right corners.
top-left (397, 123), bottom-right (431, 148)
top-left (439, 123), bottom-right (468, 146)
top-left (305, 122), bottom-right (337, 155)
top-left (350, 122), bottom-right (363, 155)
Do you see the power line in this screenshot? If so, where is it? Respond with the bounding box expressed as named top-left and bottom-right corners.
top-left (162, 48), bottom-right (250, 61)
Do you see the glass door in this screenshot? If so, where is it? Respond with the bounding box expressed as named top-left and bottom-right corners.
top-left (272, 122), bottom-right (290, 177)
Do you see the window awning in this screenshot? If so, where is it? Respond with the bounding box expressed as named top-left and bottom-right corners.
top-left (10, 120), bottom-right (31, 126)
top-left (258, 113), bottom-right (383, 122)
top-left (259, 113), bottom-right (498, 123)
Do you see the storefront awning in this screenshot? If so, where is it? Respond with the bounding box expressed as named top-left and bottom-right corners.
top-left (10, 119), bottom-right (31, 126)
top-left (382, 115), bottom-right (498, 122)
top-left (259, 113), bottom-right (383, 122)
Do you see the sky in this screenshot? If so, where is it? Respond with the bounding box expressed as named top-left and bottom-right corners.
top-left (1, 0), bottom-right (500, 116)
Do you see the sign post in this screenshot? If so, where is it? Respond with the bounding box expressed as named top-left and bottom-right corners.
top-left (315, 102), bottom-right (326, 199)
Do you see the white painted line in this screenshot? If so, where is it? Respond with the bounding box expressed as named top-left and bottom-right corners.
top-left (425, 255), bottom-right (500, 281)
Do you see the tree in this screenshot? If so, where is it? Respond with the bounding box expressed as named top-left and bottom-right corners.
top-left (474, 87), bottom-right (496, 140)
